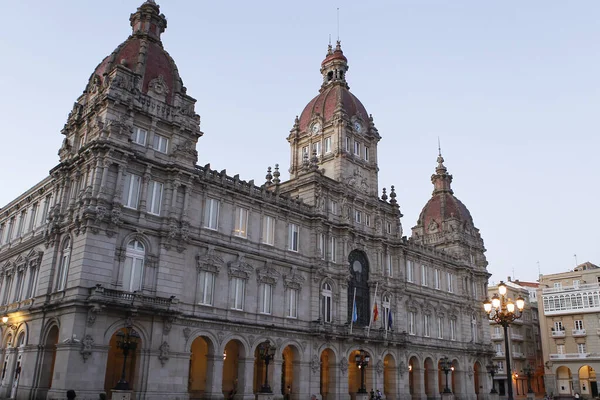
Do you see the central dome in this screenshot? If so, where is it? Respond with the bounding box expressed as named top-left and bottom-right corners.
top-left (297, 42), bottom-right (369, 133)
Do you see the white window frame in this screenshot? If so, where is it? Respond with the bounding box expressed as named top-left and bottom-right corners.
top-left (353, 141), bottom-right (360, 156)
top-left (288, 223), bottom-right (299, 252)
top-left (575, 320), bottom-right (584, 330)
top-left (424, 314), bottom-right (430, 337)
top-left (434, 269), bottom-right (441, 289)
top-left (25, 262), bottom-right (38, 299)
top-left (324, 137), bottom-right (332, 154)
top-left (365, 214), bottom-right (371, 227)
top-left (230, 277), bottom-right (245, 310)
top-left (385, 254), bottom-right (392, 277)
top-left (345, 137), bottom-right (350, 152)
top-left (123, 173), bottom-right (142, 210)
top-left (131, 126), bottom-right (147, 145)
top-left (450, 319), bottom-right (457, 340)
top-left (198, 270), bottom-right (215, 306)
top-left (123, 240), bottom-right (145, 292)
top-left (313, 141), bottom-right (321, 156)
top-left (318, 233), bottom-right (325, 260)
top-left (386, 222), bottom-right (392, 234)
top-left (437, 316), bottom-right (443, 339)
top-left (204, 198), bottom-right (219, 230)
top-left (578, 343), bottom-right (587, 354)
top-left (234, 207), bottom-right (249, 238)
top-left (322, 282), bottom-right (333, 323)
top-left (302, 146), bottom-right (309, 159)
top-left (329, 236), bottom-right (336, 262)
top-left (556, 344), bottom-right (565, 354)
top-left (287, 288), bottom-right (298, 318)
top-left (146, 180), bottom-right (163, 216)
top-left (28, 203), bottom-right (38, 232)
top-left (329, 200), bottom-right (338, 215)
top-left (364, 146), bottom-right (369, 161)
top-left (409, 311), bottom-right (416, 335)
top-left (262, 215), bottom-right (275, 245)
top-left (406, 260), bottom-right (414, 283)
top-left (447, 272), bottom-right (454, 292)
top-left (355, 210), bottom-right (362, 224)
top-left (421, 265), bottom-right (428, 286)
top-left (260, 283), bottom-right (273, 314)
top-left (152, 134), bottom-right (169, 153)
top-left (13, 269), bottom-right (24, 303)
top-left (56, 237), bottom-right (72, 291)
top-left (383, 295), bottom-right (391, 330)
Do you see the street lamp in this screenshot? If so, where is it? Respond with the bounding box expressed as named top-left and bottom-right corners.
top-left (523, 364), bottom-right (534, 393)
top-left (440, 356), bottom-right (454, 394)
top-left (355, 349), bottom-right (370, 394)
top-left (113, 325), bottom-right (140, 391)
top-left (258, 340), bottom-right (276, 393)
top-left (483, 281), bottom-right (525, 400)
top-left (486, 363), bottom-right (499, 394)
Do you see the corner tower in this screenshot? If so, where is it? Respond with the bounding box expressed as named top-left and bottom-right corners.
top-left (411, 152), bottom-right (487, 269)
top-left (287, 42), bottom-right (381, 198)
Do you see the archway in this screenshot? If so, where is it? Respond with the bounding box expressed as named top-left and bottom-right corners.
top-left (424, 358), bottom-right (435, 398)
top-left (556, 366), bottom-right (572, 396)
top-left (103, 327), bottom-right (142, 397)
top-left (473, 361), bottom-right (481, 399)
top-left (579, 365), bottom-right (597, 397)
top-left (188, 336), bottom-right (216, 399)
top-left (35, 325), bottom-right (58, 398)
top-left (409, 356), bottom-right (421, 400)
top-left (222, 340), bottom-right (243, 397)
top-left (320, 348), bottom-right (336, 400)
top-left (383, 354), bottom-right (396, 399)
top-left (451, 359), bottom-right (462, 396)
top-left (349, 349), bottom-right (372, 398)
top-left (281, 345), bottom-right (300, 400)
top-left (348, 250), bottom-right (370, 327)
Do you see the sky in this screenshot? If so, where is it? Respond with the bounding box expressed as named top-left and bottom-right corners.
top-left (1, 1), bottom-right (598, 285)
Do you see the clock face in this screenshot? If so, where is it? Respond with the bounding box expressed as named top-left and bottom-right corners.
top-left (354, 121), bottom-right (362, 133)
top-left (311, 123), bottom-right (321, 134)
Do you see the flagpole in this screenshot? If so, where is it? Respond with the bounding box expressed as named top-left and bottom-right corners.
top-left (350, 287), bottom-right (357, 334)
top-left (367, 282), bottom-right (379, 337)
top-left (385, 306), bottom-right (388, 339)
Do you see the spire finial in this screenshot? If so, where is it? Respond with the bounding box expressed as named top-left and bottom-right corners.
top-left (337, 8), bottom-right (340, 42)
top-left (438, 136), bottom-right (442, 157)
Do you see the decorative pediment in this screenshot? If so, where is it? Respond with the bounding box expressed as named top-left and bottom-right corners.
top-left (283, 268), bottom-right (306, 290)
top-left (257, 261), bottom-right (281, 285)
top-left (196, 247), bottom-right (224, 274)
top-left (228, 254), bottom-right (254, 280)
top-left (26, 250), bottom-right (43, 268)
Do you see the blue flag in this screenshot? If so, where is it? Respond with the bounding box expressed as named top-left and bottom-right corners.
top-left (387, 310), bottom-right (393, 330)
top-left (353, 300), bottom-right (358, 322)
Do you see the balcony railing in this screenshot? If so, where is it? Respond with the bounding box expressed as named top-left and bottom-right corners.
top-left (512, 352), bottom-right (525, 359)
top-left (494, 351), bottom-right (505, 358)
top-left (543, 282), bottom-right (600, 294)
top-left (572, 329), bottom-right (587, 337)
top-left (511, 333), bottom-right (524, 341)
top-left (552, 330), bottom-right (566, 338)
top-left (550, 353), bottom-right (589, 359)
top-left (491, 333), bottom-right (504, 340)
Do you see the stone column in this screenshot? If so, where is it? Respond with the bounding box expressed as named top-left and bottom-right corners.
top-left (337, 358), bottom-right (349, 400)
top-left (308, 356), bottom-right (321, 400)
top-left (271, 355), bottom-right (283, 397)
top-left (99, 159), bottom-right (111, 199)
top-left (113, 164), bottom-right (125, 204)
top-left (169, 181), bottom-right (180, 219)
top-left (207, 355), bottom-right (224, 399)
top-left (92, 157), bottom-right (104, 198)
top-left (239, 356), bottom-right (256, 400)
top-left (139, 167), bottom-right (151, 214)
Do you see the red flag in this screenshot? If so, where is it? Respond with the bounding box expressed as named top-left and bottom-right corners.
top-left (373, 302), bottom-right (379, 321)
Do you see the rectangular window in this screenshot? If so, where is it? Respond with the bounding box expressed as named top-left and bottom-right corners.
top-left (28, 203), bottom-right (38, 232)
top-left (123, 253), bottom-right (144, 292)
top-left (324, 137), bottom-right (332, 154)
top-left (41, 195), bottom-right (52, 226)
top-left (230, 277), bottom-right (245, 310)
top-left (25, 264), bottom-right (38, 299)
top-left (573, 280), bottom-right (580, 288)
top-left (16, 211), bottom-right (25, 238)
top-left (234, 207), bottom-right (249, 238)
top-left (203, 198), bottom-right (219, 230)
top-left (302, 146), bottom-right (309, 158)
top-left (497, 361), bottom-right (504, 371)
top-left (6, 217), bottom-right (15, 242)
top-left (329, 236), bottom-right (336, 262)
top-left (424, 314), bottom-right (430, 337)
top-left (437, 316), bottom-right (443, 339)
top-left (365, 214), bottom-right (371, 227)
top-left (554, 321), bottom-right (564, 331)
top-left (450, 319), bottom-right (456, 340)
top-left (364, 147), bottom-right (369, 161)
top-left (13, 270), bottom-right (24, 303)
top-left (0, 224), bottom-right (4, 245)
top-left (261, 284), bottom-right (273, 314)
top-left (131, 127), bottom-right (147, 145)
top-left (421, 265), bottom-right (428, 286)
top-left (146, 181), bottom-right (163, 215)
top-left (447, 272), bottom-right (454, 292)
top-left (318, 233), bottom-right (325, 260)
top-left (409, 311), bottom-right (416, 335)
top-left (553, 282), bottom-right (562, 289)
top-left (262, 215), bottom-right (275, 245)
top-left (575, 320), bottom-right (584, 330)
top-left (386, 222), bottom-right (392, 234)
top-left (152, 134), bottom-right (169, 153)
top-left (2, 276), bottom-right (13, 305)
top-left (313, 142), bottom-right (321, 156)
top-left (578, 343), bottom-right (587, 354)
top-left (355, 210), bottom-right (362, 224)
top-left (354, 141), bottom-right (360, 156)
top-left (434, 269), bottom-right (441, 289)
top-left (557, 344), bottom-right (565, 354)
top-left (406, 260), bottom-right (414, 283)
top-left (345, 137), bottom-right (350, 152)
top-left (123, 173), bottom-right (142, 209)
top-left (288, 223), bottom-right (299, 251)
top-left (198, 270), bottom-right (215, 306)
top-left (329, 200), bottom-right (338, 215)
top-left (287, 288), bottom-right (298, 318)
top-left (386, 254), bottom-right (392, 277)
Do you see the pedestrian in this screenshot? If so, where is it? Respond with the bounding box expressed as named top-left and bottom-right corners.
top-left (311, 395), bottom-right (317, 400)
top-left (66, 390), bottom-right (76, 400)
top-left (574, 393), bottom-right (580, 400)
top-left (376, 389), bottom-right (382, 400)
top-left (370, 389), bottom-right (375, 400)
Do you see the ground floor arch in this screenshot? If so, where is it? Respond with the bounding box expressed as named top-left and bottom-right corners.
top-left (556, 366), bottom-right (573, 396)
top-left (103, 327), bottom-right (142, 398)
top-left (188, 335), bottom-right (217, 399)
top-left (451, 359), bottom-right (462, 395)
top-left (383, 354), bottom-right (396, 399)
top-left (34, 325), bottom-right (59, 399)
top-left (320, 348), bottom-right (337, 400)
top-left (281, 344), bottom-right (301, 399)
top-left (223, 339), bottom-right (245, 397)
top-left (579, 365), bottom-right (598, 397)
top-left (424, 357), bottom-right (436, 397)
top-left (409, 356), bottom-right (422, 399)
top-left (473, 361), bottom-right (481, 399)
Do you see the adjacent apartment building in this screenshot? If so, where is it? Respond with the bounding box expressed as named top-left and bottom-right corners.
top-left (0, 2), bottom-right (494, 399)
top-left (488, 279), bottom-right (545, 397)
top-left (539, 262), bottom-right (600, 399)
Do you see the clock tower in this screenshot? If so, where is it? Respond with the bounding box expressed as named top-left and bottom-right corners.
top-left (287, 41), bottom-right (381, 198)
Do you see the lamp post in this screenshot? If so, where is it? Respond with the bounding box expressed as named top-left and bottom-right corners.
top-left (440, 356), bottom-right (453, 394)
top-left (486, 363), bottom-right (499, 394)
top-left (483, 281), bottom-right (525, 400)
top-left (523, 364), bottom-right (534, 393)
top-left (355, 349), bottom-right (370, 394)
top-left (113, 325), bottom-right (140, 391)
top-left (258, 340), bottom-right (276, 393)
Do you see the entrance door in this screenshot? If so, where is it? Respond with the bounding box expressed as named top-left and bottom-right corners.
top-left (498, 380), bottom-right (505, 396)
top-left (591, 381), bottom-right (598, 397)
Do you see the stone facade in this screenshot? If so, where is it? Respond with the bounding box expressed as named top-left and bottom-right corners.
top-left (0, 2), bottom-right (494, 400)
top-left (539, 262), bottom-right (600, 399)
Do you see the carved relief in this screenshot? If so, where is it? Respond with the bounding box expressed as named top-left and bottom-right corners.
top-left (158, 341), bottom-right (170, 366)
top-left (80, 335), bottom-right (94, 362)
top-left (257, 261), bottom-right (281, 285)
top-left (310, 355), bottom-right (320, 374)
top-left (339, 358), bottom-right (348, 375)
top-left (183, 327), bottom-right (191, 341)
top-left (148, 75), bottom-right (169, 101)
top-left (197, 247), bottom-right (224, 274)
top-left (228, 254), bottom-right (254, 280)
top-left (376, 359), bottom-right (384, 377)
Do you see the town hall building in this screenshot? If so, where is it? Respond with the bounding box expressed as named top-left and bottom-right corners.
top-left (0, 2), bottom-right (494, 399)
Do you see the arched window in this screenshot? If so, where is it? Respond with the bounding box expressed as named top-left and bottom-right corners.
top-left (123, 240), bottom-right (145, 292)
top-left (383, 294), bottom-right (392, 331)
top-left (321, 282), bottom-right (333, 323)
top-left (56, 237), bottom-right (71, 291)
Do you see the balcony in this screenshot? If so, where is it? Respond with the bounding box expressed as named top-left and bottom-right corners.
top-left (511, 333), bottom-right (524, 341)
top-left (491, 333), bottom-right (504, 340)
top-left (493, 351), bottom-right (505, 358)
top-left (512, 352), bottom-right (525, 359)
top-left (572, 329), bottom-right (587, 337)
top-left (550, 353), bottom-right (589, 360)
top-left (552, 330), bottom-right (566, 338)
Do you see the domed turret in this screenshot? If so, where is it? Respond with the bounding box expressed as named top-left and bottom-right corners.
top-left (287, 42), bottom-right (381, 198)
top-left (411, 151), bottom-right (487, 268)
